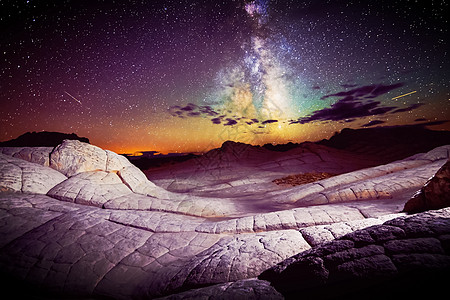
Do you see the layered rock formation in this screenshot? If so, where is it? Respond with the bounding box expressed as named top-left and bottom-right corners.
top-left (0, 140), bottom-right (449, 299)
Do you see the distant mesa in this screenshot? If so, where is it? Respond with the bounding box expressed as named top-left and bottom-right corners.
top-left (200, 125), bottom-right (450, 166)
top-left (218, 140), bottom-right (303, 154)
top-left (215, 125), bottom-right (450, 163)
top-left (213, 140), bottom-right (256, 156)
top-left (221, 140), bottom-right (250, 150)
top-left (0, 131), bottom-right (89, 147)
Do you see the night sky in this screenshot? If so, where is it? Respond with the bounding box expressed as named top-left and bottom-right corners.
top-left (1, 0), bottom-right (449, 154)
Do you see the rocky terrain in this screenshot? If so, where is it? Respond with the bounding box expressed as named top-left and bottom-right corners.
top-left (0, 139), bottom-right (449, 299)
top-left (131, 125), bottom-right (450, 173)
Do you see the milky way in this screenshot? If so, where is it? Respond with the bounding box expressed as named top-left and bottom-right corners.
top-left (1, 0), bottom-right (449, 153)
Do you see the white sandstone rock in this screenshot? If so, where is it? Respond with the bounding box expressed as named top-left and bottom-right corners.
top-left (105, 149), bottom-right (132, 171)
top-left (0, 153), bottom-right (67, 194)
top-left (47, 171), bottom-right (131, 207)
top-left (50, 140), bottom-right (107, 177)
top-left (0, 147), bottom-right (53, 166)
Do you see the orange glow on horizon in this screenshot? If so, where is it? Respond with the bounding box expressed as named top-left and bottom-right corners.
top-left (91, 107), bottom-right (450, 155)
top-left (3, 106), bottom-right (446, 156)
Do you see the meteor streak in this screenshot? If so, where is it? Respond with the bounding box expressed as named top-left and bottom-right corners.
top-left (391, 90), bottom-right (417, 100)
top-left (64, 91), bottom-right (82, 105)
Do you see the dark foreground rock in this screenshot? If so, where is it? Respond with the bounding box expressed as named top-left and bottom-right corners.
top-left (403, 159), bottom-right (450, 213)
top-left (260, 208), bottom-right (450, 299)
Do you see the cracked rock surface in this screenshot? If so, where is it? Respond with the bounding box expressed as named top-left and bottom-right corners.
top-left (0, 153), bottom-right (67, 194)
top-left (0, 140), bottom-right (449, 299)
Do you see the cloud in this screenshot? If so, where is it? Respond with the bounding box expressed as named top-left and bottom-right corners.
top-left (199, 105), bottom-right (219, 116)
top-left (415, 120), bottom-right (449, 126)
top-left (170, 102), bottom-right (263, 128)
top-left (341, 83), bottom-right (358, 88)
top-left (223, 118), bottom-right (238, 126)
top-left (169, 103), bottom-right (219, 119)
top-left (180, 103), bottom-right (196, 111)
top-left (170, 81), bottom-right (423, 130)
top-left (390, 103), bottom-right (425, 114)
top-left (211, 117), bottom-right (222, 124)
top-left (292, 82), bottom-right (424, 125)
top-left (295, 98), bottom-right (396, 124)
top-left (242, 118), bottom-right (261, 125)
top-left (362, 120), bottom-right (386, 127)
top-left (370, 106), bottom-right (397, 115)
top-left (321, 83), bottom-right (404, 100)
top-left (261, 119), bottom-right (278, 124)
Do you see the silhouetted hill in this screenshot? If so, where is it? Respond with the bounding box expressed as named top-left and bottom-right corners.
top-left (318, 125), bottom-right (450, 163)
top-left (0, 131), bottom-right (89, 147)
top-left (140, 125), bottom-right (450, 171)
top-left (214, 125), bottom-right (450, 163)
